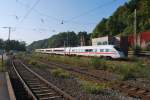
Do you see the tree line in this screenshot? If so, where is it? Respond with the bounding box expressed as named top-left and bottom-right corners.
top-left (27, 31), bottom-right (91, 50)
top-left (0, 39), bottom-right (26, 51)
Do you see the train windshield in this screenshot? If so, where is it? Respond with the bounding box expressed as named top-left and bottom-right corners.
top-left (114, 46), bottom-right (122, 51)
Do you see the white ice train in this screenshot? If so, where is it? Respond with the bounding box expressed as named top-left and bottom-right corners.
top-left (35, 45), bottom-right (125, 59)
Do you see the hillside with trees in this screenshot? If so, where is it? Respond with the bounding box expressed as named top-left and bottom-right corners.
top-left (27, 31), bottom-right (91, 50)
top-left (28, 0), bottom-right (150, 50)
top-left (92, 0), bottom-right (150, 37)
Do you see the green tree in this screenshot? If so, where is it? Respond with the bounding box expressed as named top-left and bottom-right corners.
top-left (92, 0), bottom-right (150, 37)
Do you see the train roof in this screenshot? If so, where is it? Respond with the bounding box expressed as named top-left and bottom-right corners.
top-left (36, 45), bottom-right (115, 50)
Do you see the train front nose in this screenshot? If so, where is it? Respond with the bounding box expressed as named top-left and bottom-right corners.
top-left (118, 51), bottom-right (125, 58)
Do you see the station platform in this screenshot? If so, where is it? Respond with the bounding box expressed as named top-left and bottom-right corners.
top-left (0, 72), bottom-right (16, 100)
top-left (0, 72), bottom-right (10, 100)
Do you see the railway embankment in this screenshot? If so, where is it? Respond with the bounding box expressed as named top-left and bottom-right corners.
top-left (16, 52), bottom-right (150, 99)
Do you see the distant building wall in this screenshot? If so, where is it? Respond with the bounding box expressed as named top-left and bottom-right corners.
top-left (128, 31), bottom-right (150, 49)
top-left (92, 36), bottom-right (109, 46)
top-left (92, 36), bottom-right (120, 46)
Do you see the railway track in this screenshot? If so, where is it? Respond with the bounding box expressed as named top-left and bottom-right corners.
top-left (37, 60), bottom-right (150, 100)
top-left (37, 60), bottom-right (110, 82)
top-left (12, 60), bottom-right (75, 100)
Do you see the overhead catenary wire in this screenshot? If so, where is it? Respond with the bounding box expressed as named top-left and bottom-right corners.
top-left (16, 0), bottom-right (116, 25)
top-left (65, 0), bottom-right (117, 23)
top-left (16, 0), bottom-right (61, 21)
top-left (13, 0), bottom-right (117, 35)
top-left (20, 0), bottom-right (41, 23)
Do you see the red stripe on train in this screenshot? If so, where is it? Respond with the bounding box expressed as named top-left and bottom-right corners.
top-left (65, 52), bottom-right (115, 54)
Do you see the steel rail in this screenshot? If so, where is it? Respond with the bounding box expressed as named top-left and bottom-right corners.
top-left (12, 61), bottom-right (37, 100)
top-left (19, 60), bottom-right (75, 100)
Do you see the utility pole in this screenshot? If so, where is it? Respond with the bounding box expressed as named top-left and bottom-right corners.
top-left (67, 33), bottom-right (69, 47)
top-left (8, 27), bottom-right (11, 41)
top-left (134, 9), bottom-right (137, 49)
top-left (64, 41), bottom-right (66, 47)
top-left (2, 27), bottom-right (11, 52)
top-left (1, 51), bottom-right (4, 72)
top-left (0, 26), bottom-right (11, 71)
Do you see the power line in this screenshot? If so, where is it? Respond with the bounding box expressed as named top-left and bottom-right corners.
top-left (66, 0), bottom-right (117, 23)
top-left (16, 0), bottom-right (116, 25)
top-left (16, 0), bottom-right (60, 21)
top-left (20, 0), bottom-right (41, 23)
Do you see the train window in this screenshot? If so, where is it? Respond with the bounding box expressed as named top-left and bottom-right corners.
top-left (85, 49), bottom-right (93, 52)
top-left (108, 49), bottom-right (112, 52)
top-left (103, 41), bottom-right (107, 45)
top-left (85, 49), bottom-right (88, 52)
top-left (46, 50), bottom-right (52, 52)
top-left (106, 49), bottom-right (109, 52)
top-left (97, 42), bottom-right (102, 45)
top-left (100, 49), bottom-right (104, 52)
top-left (94, 49), bottom-right (97, 52)
top-left (54, 50), bottom-right (64, 52)
top-left (89, 49), bottom-right (93, 52)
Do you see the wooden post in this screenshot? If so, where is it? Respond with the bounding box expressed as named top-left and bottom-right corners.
top-left (2, 51), bottom-right (4, 72)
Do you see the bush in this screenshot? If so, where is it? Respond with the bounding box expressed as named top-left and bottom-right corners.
top-left (122, 72), bottom-right (136, 80)
top-left (51, 68), bottom-right (70, 78)
top-left (90, 58), bottom-right (106, 69)
top-left (29, 60), bottom-right (37, 66)
top-left (80, 80), bottom-right (108, 94)
top-left (28, 59), bottom-right (48, 68)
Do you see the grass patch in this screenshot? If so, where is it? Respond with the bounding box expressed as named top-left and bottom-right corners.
top-left (106, 61), bottom-right (150, 80)
top-left (28, 59), bottom-right (48, 68)
top-left (90, 58), bottom-right (107, 69)
top-left (16, 52), bottom-right (26, 59)
top-left (30, 53), bottom-right (150, 80)
top-left (0, 59), bottom-right (6, 72)
top-left (29, 59), bottom-right (37, 66)
top-left (80, 80), bottom-right (109, 94)
top-left (51, 68), bottom-right (70, 78)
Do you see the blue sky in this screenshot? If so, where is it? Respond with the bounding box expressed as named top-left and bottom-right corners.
top-left (0, 0), bottom-right (126, 44)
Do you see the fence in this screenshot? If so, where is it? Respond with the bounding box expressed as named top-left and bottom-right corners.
top-left (128, 51), bottom-right (150, 57)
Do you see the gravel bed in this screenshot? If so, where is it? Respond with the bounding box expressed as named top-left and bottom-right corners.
top-left (126, 78), bottom-right (150, 90)
top-left (41, 60), bottom-right (120, 81)
top-left (30, 66), bottom-right (138, 100)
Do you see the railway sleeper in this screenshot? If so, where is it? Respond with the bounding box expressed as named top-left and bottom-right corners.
top-left (31, 87), bottom-right (48, 90)
top-left (120, 84), bottom-right (131, 88)
top-left (36, 92), bottom-right (55, 97)
top-left (129, 89), bottom-right (149, 98)
top-left (136, 89), bottom-right (147, 95)
top-left (128, 87), bottom-right (139, 91)
top-left (27, 82), bottom-right (42, 85)
top-left (23, 76), bottom-right (38, 80)
top-left (29, 84), bottom-right (46, 87)
top-left (34, 90), bottom-right (54, 94)
top-left (143, 95), bottom-right (150, 100)
top-left (40, 95), bottom-right (63, 100)
top-left (26, 80), bottom-right (39, 83)
top-left (143, 91), bottom-right (150, 96)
